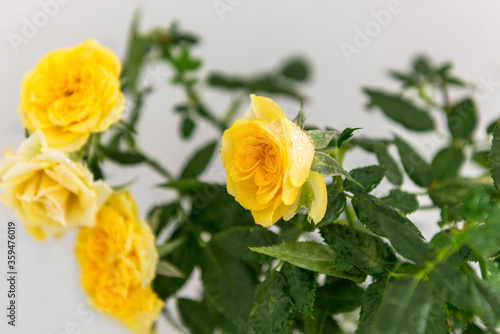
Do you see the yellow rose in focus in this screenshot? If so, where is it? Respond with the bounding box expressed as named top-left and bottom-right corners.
top-left (0, 131), bottom-right (111, 240)
top-left (220, 94), bottom-right (327, 227)
top-left (19, 39), bottom-right (124, 152)
top-left (74, 191), bottom-right (163, 334)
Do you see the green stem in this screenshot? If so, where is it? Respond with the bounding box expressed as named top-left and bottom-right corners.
top-left (479, 257), bottom-right (489, 281)
top-left (86, 133), bottom-right (101, 167)
top-left (140, 153), bottom-right (173, 180)
top-left (345, 206), bottom-right (357, 228)
top-left (441, 82), bottom-right (451, 111)
top-left (419, 205), bottom-right (437, 210)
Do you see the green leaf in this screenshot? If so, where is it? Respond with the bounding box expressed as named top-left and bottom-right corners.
top-left (472, 150), bottom-right (490, 169)
top-left (351, 193), bottom-right (431, 266)
top-left (461, 224), bottom-right (500, 258)
top-left (189, 184), bottom-right (255, 233)
top-left (364, 89), bottom-right (434, 131)
top-left (121, 13), bottom-right (151, 92)
top-left (429, 181), bottom-right (477, 208)
top-left (344, 165), bottom-right (385, 194)
top-left (489, 122), bottom-right (500, 190)
top-left (413, 56), bottom-right (433, 75)
top-left (375, 146), bottom-right (403, 185)
top-left (215, 227), bottom-right (281, 263)
top-left (317, 186), bottom-right (346, 227)
top-left (321, 224), bottom-right (397, 275)
top-left (350, 138), bottom-right (403, 185)
top-left (171, 46), bottom-right (202, 72)
top-left (153, 233), bottom-right (200, 299)
top-left (487, 120), bottom-right (499, 134)
top-left (180, 140), bottom-right (217, 179)
top-left (311, 152), bottom-right (361, 186)
top-left (105, 150), bottom-right (145, 165)
top-left (201, 243), bottom-right (258, 324)
top-left (250, 242), bottom-right (366, 282)
top-left (460, 204), bottom-right (500, 257)
top-left (156, 260), bottom-right (184, 278)
top-left (275, 220), bottom-right (302, 243)
top-left (431, 147), bottom-right (464, 183)
top-left (447, 98), bottom-right (477, 140)
top-left (315, 279), bottom-right (364, 314)
top-left (207, 72), bottom-right (301, 99)
top-left (156, 237), bottom-right (185, 257)
top-left (428, 263), bottom-right (473, 311)
top-left (281, 57), bottom-right (310, 82)
top-left (395, 135), bottom-right (434, 187)
top-left (297, 312), bottom-right (341, 334)
top-left (147, 202), bottom-right (179, 236)
top-left (357, 279), bottom-right (387, 334)
top-left (87, 156), bottom-right (104, 180)
top-left (248, 271), bottom-right (293, 334)
top-left (463, 323), bottom-right (487, 334)
top-left (467, 271), bottom-right (500, 326)
top-left (425, 294), bottom-right (449, 334)
top-left (460, 187), bottom-right (491, 222)
top-left (382, 189), bottom-right (419, 214)
top-left (337, 127), bottom-right (361, 148)
top-left (280, 263), bottom-right (316, 317)
top-left (371, 277), bottom-right (433, 334)
top-left (178, 298), bottom-right (217, 334)
top-left (356, 279), bottom-right (387, 334)
top-left (486, 260), bottom-right (500, 294)
top-left (181, 116), bottom-right (196, 139)
top-left (307, 130), bottom-right (338, 149)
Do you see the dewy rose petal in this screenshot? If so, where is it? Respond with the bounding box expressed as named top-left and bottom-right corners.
top-left (19, 39), bottom-right (124, 152)
top-left (220, 94), bottom-right (327, 227)
top-left (0, 131), bottom-right (111, 240)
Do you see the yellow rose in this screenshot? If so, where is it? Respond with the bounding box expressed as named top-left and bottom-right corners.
top-left (220, 94), bottom-right (327, 227)
top-left (74, 191), bottom-right (163, 334)
top-left (19, 39), bottom-right (124, 152)
top-left (0, 131), bottom-right (111, 240)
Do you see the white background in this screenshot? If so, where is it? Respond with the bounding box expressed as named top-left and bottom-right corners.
top-left (1, 0), bottom-right (500, 333)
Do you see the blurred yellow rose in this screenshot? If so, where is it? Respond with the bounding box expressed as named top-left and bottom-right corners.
top-left (220, 94), bottom-right (327, 227)
top-left (0, 131), bottom-right (111, 240)
top-left (74, 191), bottom-right (163, 334)
top-left (19, 39), bottom-right (124, 152)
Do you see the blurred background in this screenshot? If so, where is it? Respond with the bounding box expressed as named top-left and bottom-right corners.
top-left (1, 1), bottom-right (500, 333)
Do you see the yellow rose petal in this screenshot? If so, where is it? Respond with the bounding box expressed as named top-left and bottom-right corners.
top-left (307, 171), bottom-right (328, 224)
top-left (19, 39), bottom-right (124, 152)
top-left (221, 95), bottom-right (321, 227)
top-left (282, 118), bottom-right (315, 187)
top-left (0, 131), bottom-right (111, 239)
top-left (244, 94), bottom-right (286, 122)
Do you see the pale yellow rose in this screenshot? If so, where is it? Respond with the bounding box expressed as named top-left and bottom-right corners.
top-left (0, 131), bottom-right (111, 240)
top-left (19, 39), bottom-right (124, 152)
top-left (74, 191), bottom-right (163, 334)
top-left (220, 94), bottom-right (327, 227)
